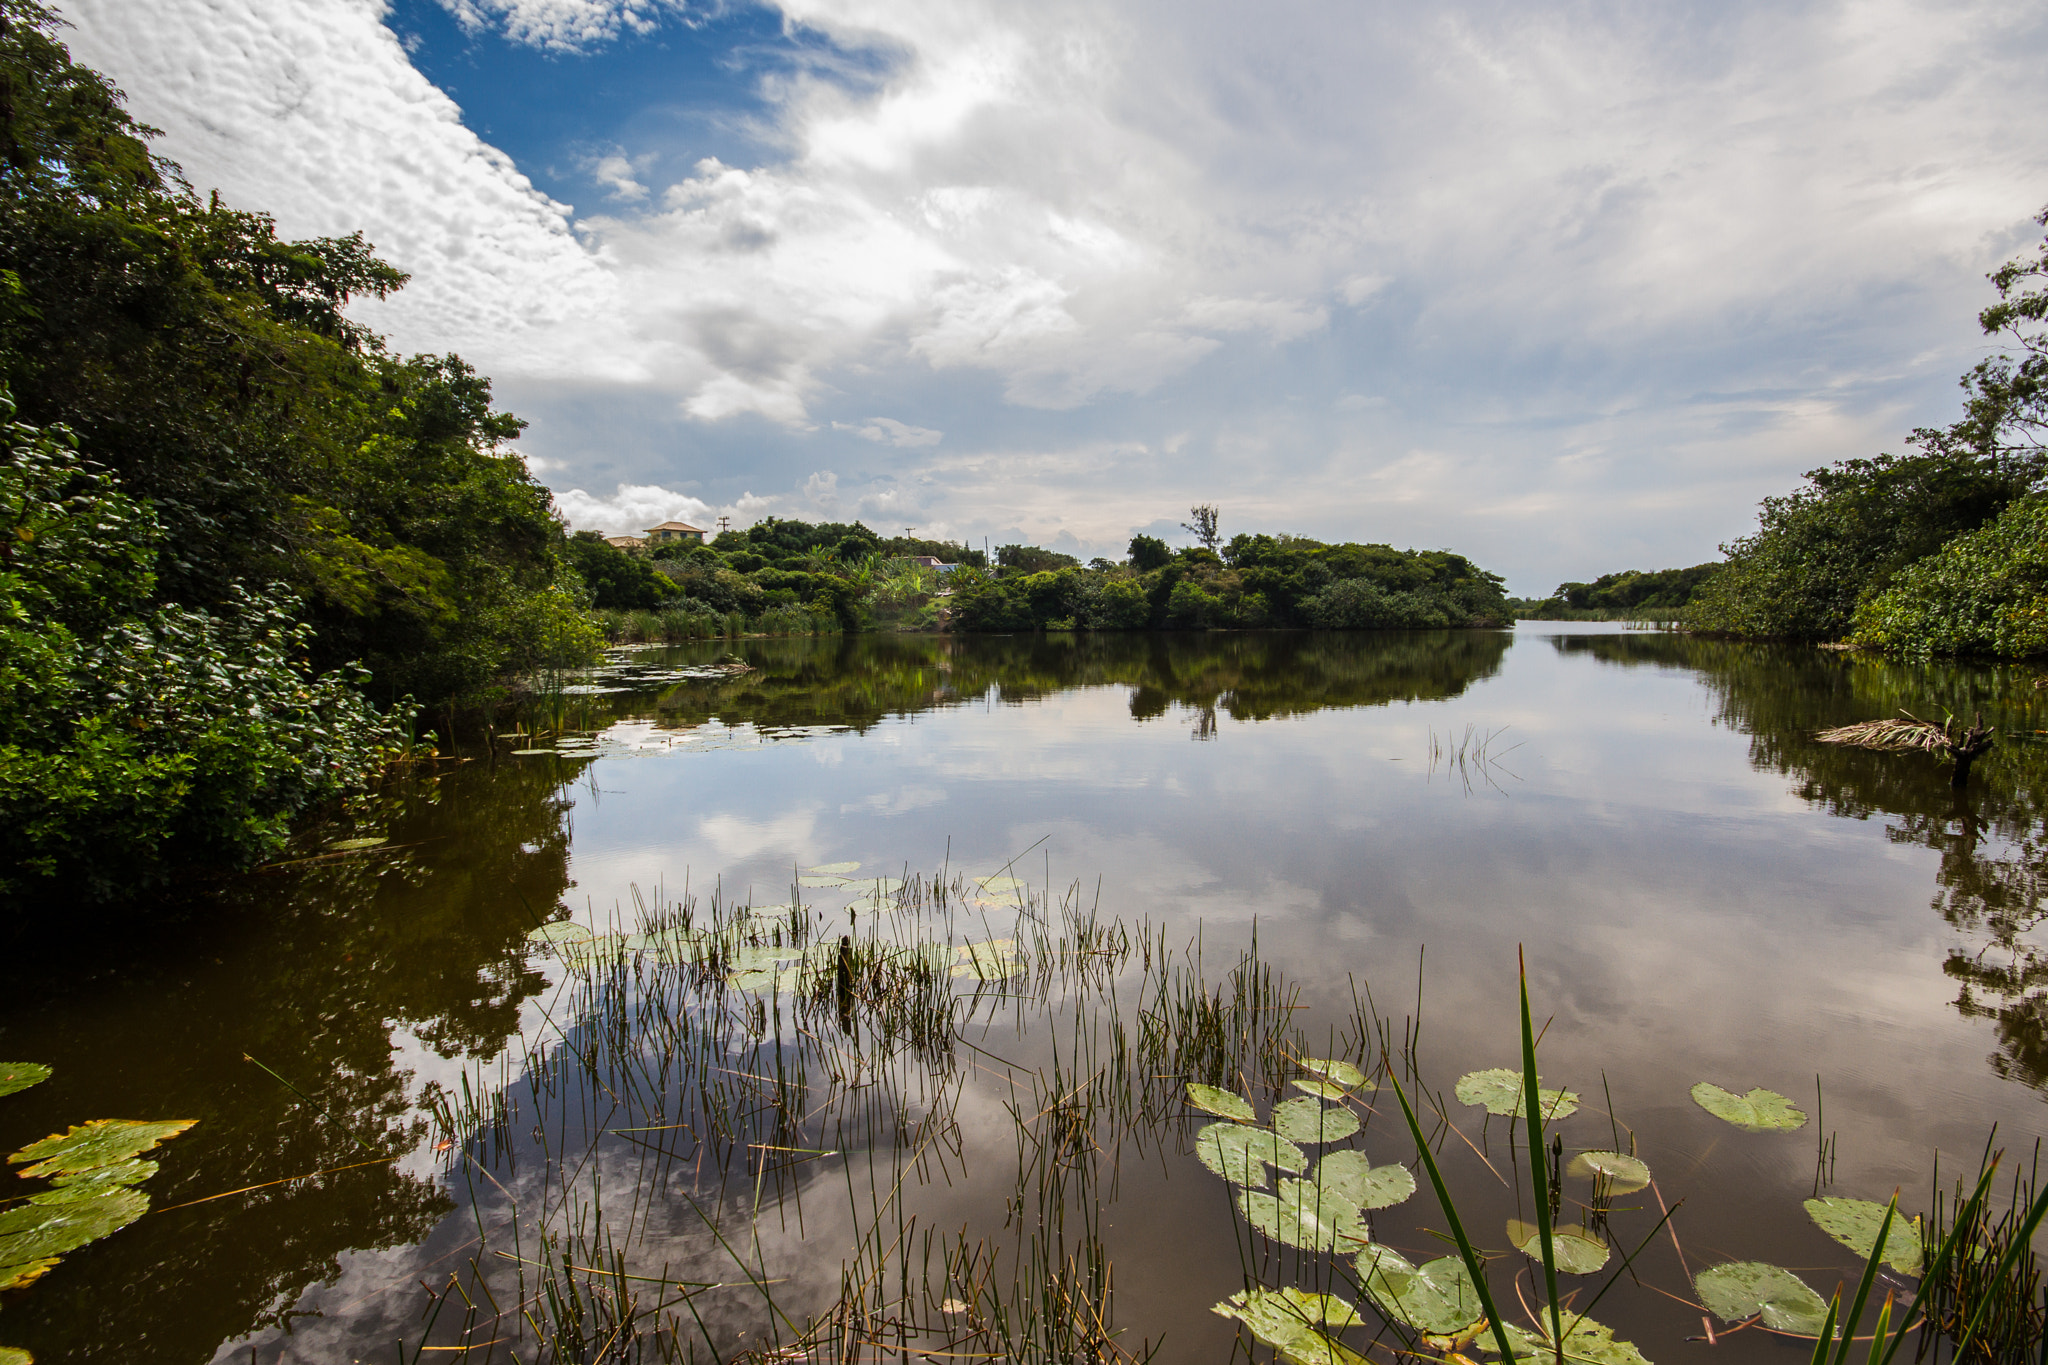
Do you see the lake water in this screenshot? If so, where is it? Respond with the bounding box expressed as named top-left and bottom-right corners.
top-left (2, 625), bottom-right (2045, 1363)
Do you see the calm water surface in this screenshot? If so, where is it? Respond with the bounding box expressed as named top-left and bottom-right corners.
top-left (3, 625), bottom-right (2045, 1363)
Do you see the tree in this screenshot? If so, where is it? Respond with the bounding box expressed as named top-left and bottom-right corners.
top-left (566, 531), bottom-right (670, 610)
top-left (1182, 504), bottom-right (1221, 552)
top-left (1127, 534), bottom-right (1171, 572)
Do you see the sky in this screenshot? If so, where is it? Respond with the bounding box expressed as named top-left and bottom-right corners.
top-left (53, 0), bottom-right (2048, 593)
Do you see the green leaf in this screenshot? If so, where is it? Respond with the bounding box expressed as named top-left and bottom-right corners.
top-left (952, 939), bottom-right (1020, 980)
top-left (525, 921), bottom-right (595, 944)
top-left (1214, 1287), bottom-right (1368, 1365)
top-left (1292, 1078), bottom-right (1354, 1100)
top-left (1271, 1097), bottom-right (1361, 1145)
top-left (0, 1257), bottom-right (57, 1291)
top-left (1565, 1150), bottom-right (1651, 1194)
top-left (1455, 1068), bottom-right (1580, 1120)
top-left (1311, 1149), bottom-right (1416, 1210)
top-left (1690, 1082), bottom-right (1806, 1132)
top-left (1196, 1122), bottom-right (1307, 1187)
top-left (1301, 1057), bottom-right (1366, 1090)
top-left (48, 1157), bottom-right (155, 1189)
top-left (0, 1344), bottom-right (33, 1365)
top-left (1186, 1084), bottom-right (1255, 1123)
top-left (326, 837), bottom-right (387, 851)
top-left (1356, 1244), bottom-right (1485, 1335)
top-left (1507, 1219), bottom-right (1610, 1274)
top-left (1239, 1179), bottom-right (1370, 1252)
top-left (796, 875), bottom-right (847, 888)
top-left (976, 875), bottom-right (1026, 894)
top-left (509, 748), bottom-right (559, 755)
top-left (0, 1063), bottom-right (51, 1098)
top-left (1694, 1261), bottom-right (1830, 1334)
top-left (1486, 1313), bottom-right (1651, 1365)
top-left (11, 1120), bottom-right (197, 1179)
top-left (1805, 1197), bottom-right (1925, 1275)
top-left (0, 1186), bottom-right (149, 1262)
top-left (805, 861), bottom-right (861, 874)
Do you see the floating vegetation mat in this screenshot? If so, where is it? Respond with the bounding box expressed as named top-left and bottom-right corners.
top-left (163, 862), bottom-right (2046, 1365)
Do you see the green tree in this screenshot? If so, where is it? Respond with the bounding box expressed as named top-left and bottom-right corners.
top-left (1127, 534), bottom-right (1171, 571)
top-left (565, 531), bottom-right (670, 610)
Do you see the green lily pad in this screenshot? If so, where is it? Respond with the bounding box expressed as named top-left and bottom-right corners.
top-left (1455, 1068), bottom-right (1580, 1121)
top-left (797, 875), bottom-right (848, 888)
top-left (1691, 1083), bottom-right (1806, 1133)
top-left (0, 1344), bottom-right (33, 1365)
top-left (1694, 1261), bottom-right (1830, 1334)
top-left (0, 1186), bottom-right (149, 1262)
top-left (977, 875), bottom-right (1026, 894)
top-left (1355, 1245), bottom-right (1484, 1335)
top-left (1311, 1150), bottom-right (1415, 1210)
top-left (1215, 1287), bottom-right (1367, 1365)
top-left (805, 861), bottom-right (862, 874)
top-left (525, 921), bottom-right (595, 944)
top-left (0, 1256), bottom-right (57, 1291)
top-left (1566, 1151), bottom-right (1651, 1194)
top-left (1301, 1057), bottom-right (1366, 1090)
top-left (1292, 1078), bottom-right (1355, 1101)
top-left (1187, 1084), bottom-right (1256, 1123)
top-left (0, 1063), bottom-right (51, 1099)
top-left (11, 1120), bottom-right (197, 1179)
top-left (1805, 1198), bottom-right (1924, 1275)
top-left (1272, 1097), bottom-right (1361, 1145)
top-left (1507, 1219), bottom-right (1611, 1274)
top-left (1240, 1179), bottom-right (1370, 1252)
top-left (952, 939), bottom-right (1021, 980)
top-left (326, 837), bottom-right (388, 851)
top-left (49, 1159), bottom-right (156, 1188)
top-left (1196, 1122), bottom-right (1307, 1187)
top-left (1488, 1314), bottom-right (1651, 1365)
top-left (509, 748), bottom-right (558, 755)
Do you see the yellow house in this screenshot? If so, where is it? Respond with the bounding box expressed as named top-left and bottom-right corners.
top-left (644, 520), bottom-right (707, 546)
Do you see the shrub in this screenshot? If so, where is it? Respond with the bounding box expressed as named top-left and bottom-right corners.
top-left (1851, 495), bottom-right (2048, 658)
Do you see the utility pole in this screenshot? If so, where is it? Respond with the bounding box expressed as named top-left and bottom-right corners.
top-left (717, 515), bottom-right (731, 535)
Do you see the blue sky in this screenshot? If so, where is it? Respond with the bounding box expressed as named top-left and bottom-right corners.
top-left (55, 0), bottom-right (2048, 592)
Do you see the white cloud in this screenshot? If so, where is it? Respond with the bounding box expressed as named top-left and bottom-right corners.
top-left (436, 0), bottom-right (689, 52)
top-left (833, 417), bottom-right (943, 447)
top-left (552, 482), bottom-right (718, 535)
top-left (588, 150), bottom-right (650, 202)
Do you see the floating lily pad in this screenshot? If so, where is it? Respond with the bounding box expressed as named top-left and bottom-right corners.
top-left (1215, 1287), bottom-right (1367, 1365)
top-left (326, 837), bottom-right (388, 851)
top-left (952, 939), bottom-right (1021, 980)
top-left (1694, 1261), bottom-right (1830, 1335)
top-left (797, 875), bottom-right (848, 888)
top-left (1196, 1122), bottom-right (1307, 1187)
top-left (1292, 1079), bottom-right (1354, 1101)
top-left (805, 861), bottom-right (861, 875)
top-left (1355, 1245), bottom-right (1483, 1335)
top-left (1691, 1083), bottom-right (1806, 1133)
top-left (1272, 1097), bottom-right (1361, 1145)
top-left (1488, 1314), bottom-right (1651, 1365)
top-left (1302, 1057), bottom-right (1367, 1090)
top-left (0, 1256), bottom-right (56, 1291)
top-left (1313, 1150), bottom-right (1415, 1210)
top-left (1240, 1179), bottom-right (1370, 1252)
top-left (556, 934), bottom-right (629, 968)
top-left (849, 877), bottom-right (906, 897)
top-left (1455, 1068), bottom-right (1580, 1120)
top-left (525, 921), bottom-right (595, 944)
top-left (1805, 1197), bottom-right (1925, 1275)
top-left (1507, 1219), bottom-right (1611, 1274)
top-left (49, 1158), bottom-right (157, 1189)
top-left (0, 1064), bottom-right (51, 1099)
top-left (1566, 1151), bottom-right (1651, 1194)
top-left (977, 875), bottom-right (1026, 894)
top-left (508, 748), bottom-right (558, 755)
top-left (11, 1120), bottom-right (197, 1179)
top-left (0, 1186), bottom-right (149, 1262)
top-left (1187, 1084), bottom-right (1256, 1123)
top-left (0, 1343), bottom-right (33, 1365)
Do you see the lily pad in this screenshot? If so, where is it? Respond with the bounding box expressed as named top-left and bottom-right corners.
top-left (1196, 1122), bottom-right (1307, 1187)
top-left (1272, 1097), bottom-right (1361, 1145)
top-left (1694, 1261), bottom-right (1830, 1335)
top-left (977, 874), bottom-right (1026, 894)
top-left (0, 1186), bottom-right (149, 1262)
top-left (805, 861), bottom-right (862, 875)
top-left (49, 1158), bottom-right (157, 1189)
top-left (508, 748), bottom-right (558, 755)
top-left (1805, 1197), bottom-right (1924, 1275)
top-left (1691, 1083), bottom-right (1806, 1133)
top-left (11, 1120), bottom-right (197, 1179)
top-left (1455, 1068), bottom-right (1580, 1121)
top-left (1187, 1084), bottom-right (1256, 1123)
top-left (1214, 1287), bottom-right (1368, 1365)
top-left (1507, 1219), bottom-right (1611, 1274)
top-left (1312, 1149), bottom-right (1416, 1210)
top-left (797, 875), bottom-right (848, 888)
top-left (326, 837), bottom-right (388, 851)
top-left (1240, 1179), bottom-right (1370, 1252)
top-left (0, 1256), bottom-right (57, 1291)
top-left (1355, 1245), bottom-right (1484, 1335)
top-left (0, 1343), bottom-right (33, 1364)
top-left (952, 939), bottom-right (1021, 980)
top-left (556, 934), bottom-right (629, 968)
top-left (1566, 1150), bottom-right (1651, 1194)
top-left (1292, 1078), bottom-right (1355, 1100)
top-left (525, 921), bottom-right (595, 944)
top-left (849, 877), bottom-right (906, 897)
top-left (0, 1063), bottom-right (51, 1098)
top-left (1488, 1314), bottom-right (1651, 1365)
top-left (1301, 1057), bottom-right (1366, 1090)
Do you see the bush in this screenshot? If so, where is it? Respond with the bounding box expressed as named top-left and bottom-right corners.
top-left (1300, 578), bottom-right (1452, 629)
top-left (1851, 495), bottom-right (2048, 658)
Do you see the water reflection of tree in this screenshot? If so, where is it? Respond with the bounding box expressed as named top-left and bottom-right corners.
top-left (1556, 632), bottom-right (2048, 1095)
top-left (0, 760), bottom-right (572, 1362)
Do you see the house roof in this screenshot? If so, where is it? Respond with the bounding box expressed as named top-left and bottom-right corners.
top-left (644, 520), bottom-right (705, 533)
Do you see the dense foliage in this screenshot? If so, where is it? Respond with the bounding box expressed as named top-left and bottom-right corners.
top-left (1519, 563), bottom-right (1721, 618)
top-left (1687, 205), bottom-right (2048, 651)
top-left (1850, 496), bottom-right (2048, 658)
top-left (0, 408), bottom-right (398, 897)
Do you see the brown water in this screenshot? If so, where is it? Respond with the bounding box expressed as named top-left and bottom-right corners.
top-left (1, 625), bottom-right (2044, 1363)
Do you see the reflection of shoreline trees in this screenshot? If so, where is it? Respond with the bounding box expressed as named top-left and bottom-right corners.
top-left (587, 630), bottom-right (1512, 734)
top-left (1555, 632), bottom-right (2048, 1095)
top-left (0, 760), bottom-right (571, 1362)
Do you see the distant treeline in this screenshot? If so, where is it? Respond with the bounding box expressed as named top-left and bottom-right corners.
top-left (1515, 564), bottom-right (1723, 619)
